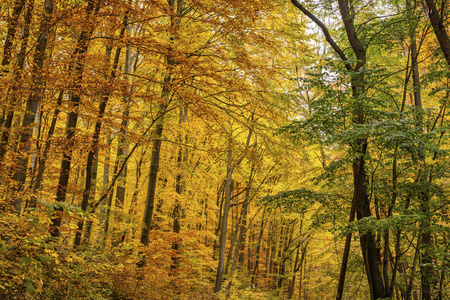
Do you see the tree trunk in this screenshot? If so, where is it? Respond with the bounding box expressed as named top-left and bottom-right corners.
top-left (32, 90), bottom-right (63, 195)
top-left (11, 0), bottom-right (53, 215)
top-left (215, 123), bottom-right (252, 293)
top-left (81, 152), bottom-right (98, 245)
top-left (171, 107), bottom-right (187, 271)
top-left (51, 0), bottom-right (97, 237)
top-left (139, 103), bottom-right (168, 246)
top-left (103, 24), bottom-right (140, 244)
top-left (407, 3), bottom-right (435, 297)
top-left (0, 0), bottom-right (25, 69)
top-left (291, 1), bottom-right (387, 298)
top-left (76, 13), bottom-right (129, 246)
top-left (251, 209), bottom-right (267, 288)
top-left (214, 181), bottom-right (226, 259)
top-left (98, 135), bottom-right (112, 235)
top-left (288, 246), bottom-right (300, 299)
top-left (214, 144), bottom-right (233, 293)
top-left (123, 146), bottom-right (146, 242)
top-left (140, 0), bottom-right (182, 247)
top-left (0, 0), bottom-right (32, 161)
top-left (336, 174), bottom-right (357, 300)
top-left (424, 0), bottom-right (450, 66)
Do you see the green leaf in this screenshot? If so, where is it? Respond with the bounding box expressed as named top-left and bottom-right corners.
top-left (25, 279), bottom-right (35, 293)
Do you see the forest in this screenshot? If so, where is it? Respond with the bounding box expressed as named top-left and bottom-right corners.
top-left (0, 0), bottom-right (449, 299)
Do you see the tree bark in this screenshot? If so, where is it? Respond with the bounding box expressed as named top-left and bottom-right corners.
top-left (171, 107), bottom-right (187, 272)
top-left (214, 123), bottom-right (252, 293)
top-left (336, 176), bottom-right (357, 300)
top-left (140, 101), bottom-right (168, 246)
top-left (140, 0), bottom-right (183, 247)
top-left (424, 0), bottom-right (450, 66)
top-left (0, 0), bottom-right (32, 161)
top-left (409, 3), bottom-right (435, 297)
top-left (11, 0), bottom-right (53, 215)
top-left (214, 144), bottom-right (234, 293)
top-left (51, 0), bottom-right (97, 237)
top-left (74, 12), bottom-right (128, 246)
top-left (32, 90), bottom-right (63, 196)
top-left (0, 0), bottom-right (25, 69)
top-left (97, 135), bottom-right (112, 239)
top-left (251, 208), bottom-right (267, 288)
top-left (291, 1), bottom-right (386, 298)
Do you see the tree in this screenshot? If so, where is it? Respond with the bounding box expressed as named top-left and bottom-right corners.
top-left (51, 0), bottom-right (98, 237)
top-left (291, 1), bottom-right (386, 298)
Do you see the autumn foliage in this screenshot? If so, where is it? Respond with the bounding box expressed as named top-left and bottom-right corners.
top-left (0, 0), bottom-right (450, 299)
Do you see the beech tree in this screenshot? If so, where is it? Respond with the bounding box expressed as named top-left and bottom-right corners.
top-left (0, 0), bottom-right (448, 299)
top-left (290, 1), bottom-right (386, 298)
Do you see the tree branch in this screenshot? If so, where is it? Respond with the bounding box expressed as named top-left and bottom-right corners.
top-left (424, 0), bottom-right (450, 66)
top-left (291, 0), bottom-right (351, 70)
top-left (337, 0), bottom-right (366, 70)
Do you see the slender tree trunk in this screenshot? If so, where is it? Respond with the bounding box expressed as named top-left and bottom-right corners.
top-left (288, 246), bottom-right (300, 299)
top-left (139, 102), bottom-right (168, 246)
top-left (291, 2), bottom-right (386, 298)
top-left (81, 152), bottom-right (98, 245)
top-left (215, 123), bottom-right (252, 293)
top-left (214, 181), bottom-right (226, 258)
top-left (340, 1), bottom-right (385, 298)
top-left (112, 91), bottom-right (131, 241)
top-left (51, 0), bottom-right (97, 237)
top-left (338, 2), bottom-right (385, 295)
top-left (103, 25), bottom-right (140, 243)
top-left (406, 236), bottom-right (421, 300)
top-left (98, 135), bottom-right (112, 232)
top-left (298, 244), bottom-right (307, 300)
top-left (238, 205), bottom-right (247, 264)
top-left (171, 107), bottom-right (187, 271)
top-left (225, 204), bottom-right (239, 276)
top-left (336, 178), bottom-right (357, 300)
top-left (247, 222), bottom-right (254, 273)
top-left (265, 220), bottom-right (271, 280)
top-left (75, 15), bottom-right (128, 246)
top-left (225, 201), bottom-right (251, 293)
top-left (406, 3), bottom-right (435, 297)
top-left (0, 0), bottom-right (25, 132)
top-left (140, 0), bottom-right (182, 247)
top-left (251, 209), bottom-right (267, 288)
top-left (124, 147), bottom-right (146, 241)
top-left (238, 166), bottom-right (253, 266)
top-left (214, 144), bottom-right (234, 293)
top-left (1, 0), bottom-right (25, 69)
top-left (11, 0), bottom-right (53, 215)
top-left (32, 90), bottom-right (63, 194)
top-left (0, 0), bottom-right (32, 161)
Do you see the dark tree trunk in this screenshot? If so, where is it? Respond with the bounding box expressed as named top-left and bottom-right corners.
top-left (140, 0), bottom-right (182, 247)
top-left (171, 107), bottom-right (187, 272)
top-left (291, 1), bottom-right (387, 298)
top-left (0, 0), bottom-right (32, 162)
top-left (1, 0), bottom-right (25, 68)
top-left (408, 2), bottom-right (435, 297)
top-left (424, 0), bottom-right (450, 66)
top-left (214, 146), bottom-right (234, 293)
top-left (251, 209), bottom-right (267, 288)
top-left (11, 0), bottom-right (53, 215)
top-left (51, 0), bottom-right (97, 237)
top-left (215, 125), bottom-right (252, 293)
top-left (140, 102), bottom-right (167, 246)
top-left (32, 90), bottom-right (63, 196)
top-left (75, 12), bottom-right (128, 247)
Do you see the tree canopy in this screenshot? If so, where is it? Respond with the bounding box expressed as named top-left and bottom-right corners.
top-left (0, 0), bottom-right (449, 299)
